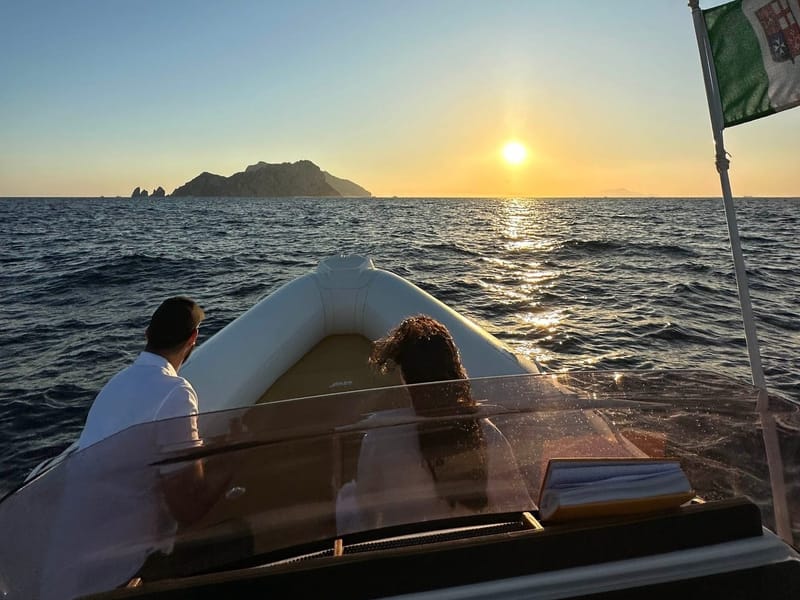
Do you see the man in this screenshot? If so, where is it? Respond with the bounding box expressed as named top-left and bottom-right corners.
top-left (45, 297), bottom-right (232, 596)
top-left (78, 296), bottom-right (204, 449)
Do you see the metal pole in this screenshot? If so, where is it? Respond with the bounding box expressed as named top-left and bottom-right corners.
top-left (688, 0), bottom-right (791, 544)
top-left (689, 0), bottom-right (765, 390)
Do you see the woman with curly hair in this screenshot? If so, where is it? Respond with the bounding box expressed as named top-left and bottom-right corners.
top-left (336, 315), bottom-right (533, 534)
top-left (368, 315), bottom-right (488, 511)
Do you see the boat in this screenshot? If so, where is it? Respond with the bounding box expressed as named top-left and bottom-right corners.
top-left (0, 255), bottom-right (797, 599)
top-left (181, 254), bottom-right (540, 411)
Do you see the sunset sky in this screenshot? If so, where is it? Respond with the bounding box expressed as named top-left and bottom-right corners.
top-left (2, 0), bottom-right (799, 198)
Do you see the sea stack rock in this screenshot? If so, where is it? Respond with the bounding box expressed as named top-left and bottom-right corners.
top-left (131, 187), bottom-right (141, 198)
top-left (152, 186), bottom-right (166, 198)
top-left (140, 189), bottom-right (149, 198)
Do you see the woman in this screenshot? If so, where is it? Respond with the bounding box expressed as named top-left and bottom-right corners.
top-left (336, 315), bottom-right (533, 534)
top-left (369, 315), bottom-right (488, 510)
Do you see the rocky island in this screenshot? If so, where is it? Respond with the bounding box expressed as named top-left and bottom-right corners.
top-left (129, 160), bottom-right (370, 199)
top-left (169, 160), bottom-right (371, 197)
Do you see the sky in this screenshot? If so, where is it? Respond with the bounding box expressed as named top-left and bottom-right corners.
top-left (1, 0), bottom-right (799, 198)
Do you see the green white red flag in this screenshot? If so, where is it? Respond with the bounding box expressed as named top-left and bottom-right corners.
top-left (704, 0), bottom-right (800, 126)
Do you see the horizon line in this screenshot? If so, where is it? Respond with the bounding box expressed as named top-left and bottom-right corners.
top-left (1, 194), bottom-right (798, 200)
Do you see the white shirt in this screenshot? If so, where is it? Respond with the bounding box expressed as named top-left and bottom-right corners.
top-left (336, 408), bottom-right (535, 535)
top-left (78, 351), bottom-right (199, 449)
top-left (42, 352), bottom-right (201, 598)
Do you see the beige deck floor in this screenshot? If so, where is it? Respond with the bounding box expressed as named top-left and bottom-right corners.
top-left (258, 334), bottom-right (402, 403)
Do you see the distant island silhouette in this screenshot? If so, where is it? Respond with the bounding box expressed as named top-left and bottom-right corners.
top-left (599, 188), bottom-right (646, 197)
top-left (131, 160), bottom-right (371, 198)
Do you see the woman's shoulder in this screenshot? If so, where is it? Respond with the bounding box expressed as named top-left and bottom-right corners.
top-left (479, 418), bottom-right (506, 439)
top-left (480, 419), bottom-right (520, 463)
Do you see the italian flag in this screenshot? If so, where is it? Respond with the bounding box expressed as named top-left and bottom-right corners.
top-left (704, 0), bottom-right (800, 126)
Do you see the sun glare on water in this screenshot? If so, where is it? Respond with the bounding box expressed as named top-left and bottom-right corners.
top-left (502, 141), bottom-right (527, 165)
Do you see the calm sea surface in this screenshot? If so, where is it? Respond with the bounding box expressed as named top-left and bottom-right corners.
top-left (1, 197), bottom-right (798, 496)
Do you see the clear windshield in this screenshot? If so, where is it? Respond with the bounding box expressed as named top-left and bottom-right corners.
top-left (0, 370), bottom-right (797, 599)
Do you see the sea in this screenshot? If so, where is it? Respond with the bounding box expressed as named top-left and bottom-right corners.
top-left (1, 196), bottom-right (798, 503)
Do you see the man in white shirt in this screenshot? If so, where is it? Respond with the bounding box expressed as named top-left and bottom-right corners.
top-left (78, 296), bottom-right (205, 449)
top-left (41, 296), bottom-right (239, 600)
top-left (44, 297), bottom-right (233, 596)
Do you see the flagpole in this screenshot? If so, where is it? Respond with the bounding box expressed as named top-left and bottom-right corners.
top-left (688, 0), bottom-right (791, 544)
top-left (689, 0), bottom-right (765, 391)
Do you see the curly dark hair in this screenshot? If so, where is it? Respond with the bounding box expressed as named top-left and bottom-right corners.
top-left (370, 315), bottom-right (470, 407)
top-left (369, 315), bottom-right (488, 510)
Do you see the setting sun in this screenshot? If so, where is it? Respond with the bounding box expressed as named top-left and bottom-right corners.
top-left (502, 141), bottom-right (527, 165)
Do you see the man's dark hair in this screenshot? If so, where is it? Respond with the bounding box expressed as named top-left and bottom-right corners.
top-left (146, 297), bottom-right (204, 351)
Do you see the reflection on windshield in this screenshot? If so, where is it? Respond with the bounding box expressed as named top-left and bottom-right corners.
top-left (0, 370), bottom-right (797, 599)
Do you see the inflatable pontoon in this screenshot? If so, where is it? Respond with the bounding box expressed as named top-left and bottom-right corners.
top-left (182, 255), bottom-right (540, 411)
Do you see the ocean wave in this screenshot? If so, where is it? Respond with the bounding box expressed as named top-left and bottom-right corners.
top-left (53, 253), bottom-right (202, 288)
top-left (551, 238), bottom-right (699, 260)
top-left (420, 242), bottom-right (480, 257)
top-left (670, 280), bottom-right (722, 296)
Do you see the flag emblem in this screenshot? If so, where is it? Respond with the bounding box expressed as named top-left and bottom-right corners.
top-left (756, 0), bottom-right (800, 62)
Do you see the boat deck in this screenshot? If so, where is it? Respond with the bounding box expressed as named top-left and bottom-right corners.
top-left (258, 335), bottom-right (402, 403)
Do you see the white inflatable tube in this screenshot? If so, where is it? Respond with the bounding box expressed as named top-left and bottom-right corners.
top-left (182, 255), bottom-right (539, 412)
